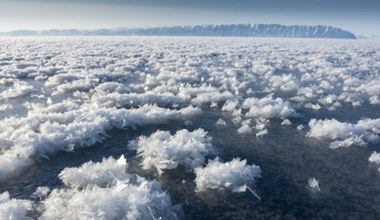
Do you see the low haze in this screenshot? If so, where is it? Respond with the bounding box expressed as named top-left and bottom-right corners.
top-left (0, 0), bottom-right (379, 36)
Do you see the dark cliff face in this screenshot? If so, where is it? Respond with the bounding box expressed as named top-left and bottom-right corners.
top-left (3, 24), bottom-right (356, 39)
top-left (114, 24), bottom-right (356, 39)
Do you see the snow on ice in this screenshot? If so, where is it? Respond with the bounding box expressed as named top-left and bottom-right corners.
top-left (0, 37), bottom-right (380, 218)
top-left (129, 129), bottom-right (214, 174)
top-left (40, 156), bottom-right (180, 220)
top-left (194, 157), bottom-right (261, 193)
top-left (0, 103), bottom-right (193, 181)
top-left (0, 192), bottom-right (32, 220)
top-left (59, 155), bottom-right (129, 189)
top-left (308, 118), bottom-right (379, 148)
top-left (369, 152), bottom-right (380, 172)
top-left (1, 155), bottom-right (180, 219)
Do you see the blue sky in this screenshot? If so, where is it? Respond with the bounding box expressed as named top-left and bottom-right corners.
top-left (0, 0), bottom-right (379, 36)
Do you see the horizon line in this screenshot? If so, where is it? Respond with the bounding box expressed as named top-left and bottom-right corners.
top-left (0, 23), bottom-right (356, 33)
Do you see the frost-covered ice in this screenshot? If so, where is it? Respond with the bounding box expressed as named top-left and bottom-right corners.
top-left (215, 118), bottom-right (227, 126)
top-left (357, 118), bottom-right (380, 135)
top-left (1, 37), bottom-right (380, 219)
top-left (222, 100), bottom-right (240, 112)
top-left (33, 187), bottom-right (50, 200)
top-left (308, 118), bottom-right (379, 148)
top-left (256, 129), bottom-right (268, 138)
top-left (0, 103), bottom-right (192, 181)
top-left (0, 192), bottom-right (32, 220)
top-left (308, 177), bottom-right (320, 191)
top-left (237, 124), bottom-right (253, 134)
top-left (40, 180), bottom-right (178, 220)
top-left (59, 155), bottom-right (129, 189)
top-left (0, 155), bottom-right (180, 219)
top-left (369, 152), bottom-right (380, 172)
top-left (194, 158), bottom-right (261, 192)
top-left (1, 38), bottom-right (379, 182)
top-left (129, 129), bottom-right (214, 174)
top-left (1, 81), bottom-right (35, 99)
top-left (40, 156), bottom-right (179, 220)
top-left (242, 96), bottom-right (296, 119)
top-left (281, 119), bottom-right (292, 126)
top-left (296, 125), bottom-right (304, 130)
top-left (369, 152), bottom-right (380, 165)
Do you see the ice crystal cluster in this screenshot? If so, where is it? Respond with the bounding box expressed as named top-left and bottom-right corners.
top-left (0, 37), bottom-right (379, 219)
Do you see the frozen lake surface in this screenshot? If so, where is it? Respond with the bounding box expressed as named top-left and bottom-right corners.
top-left (0, 37), bottom-right (379, 219)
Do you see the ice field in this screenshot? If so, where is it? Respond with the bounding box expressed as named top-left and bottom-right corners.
top-left (0, 36), bottom-right (380, 219)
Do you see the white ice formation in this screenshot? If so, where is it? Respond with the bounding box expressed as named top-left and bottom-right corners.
top-left (369, 151), bottom-right (380, 172)
top-left (194, 157), bottom-right (261, 193)
top-left (0, 37), bottom-right (379, 209)
top-left (129, 129), bottom-right (214, 175)
top-left (41, 156), bottom-right (179, 220)
top-left (0, 192), bottom-right (32, 220)
top-left (308, 177), bottom-right (320, 191)
top-left (308, 118), bottom-right (380, 148)
top-left (59, 155), bottom-right (129, 189)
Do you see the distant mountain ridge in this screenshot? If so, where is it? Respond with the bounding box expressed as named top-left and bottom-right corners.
top-left (1, 24), bottom-right (356, 39)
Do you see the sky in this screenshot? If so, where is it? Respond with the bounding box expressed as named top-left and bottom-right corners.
top-left (0, 0), bottom-right (379, 36)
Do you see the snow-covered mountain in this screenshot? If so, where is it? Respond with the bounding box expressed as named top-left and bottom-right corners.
top-left (2, 24), bottom-right (356, 39)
